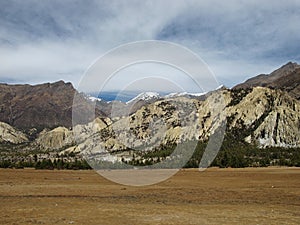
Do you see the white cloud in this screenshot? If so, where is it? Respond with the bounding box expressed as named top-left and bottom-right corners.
top-left (0, 0), bottom-right (299, 90)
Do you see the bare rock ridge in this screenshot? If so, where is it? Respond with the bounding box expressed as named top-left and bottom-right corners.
top-left (0, 80), bottom-right (105, 131)
top-left (234, 62), bottom-right (300, 99)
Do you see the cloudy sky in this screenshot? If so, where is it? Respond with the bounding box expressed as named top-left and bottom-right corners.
top-left (1, 0), bottom-right (300, 92)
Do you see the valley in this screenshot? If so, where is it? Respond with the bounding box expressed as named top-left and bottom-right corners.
top-left (0, 167), bottom-right (299, 225)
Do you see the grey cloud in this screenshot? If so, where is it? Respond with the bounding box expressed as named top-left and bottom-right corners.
top-left (0, 0), bottom-right (299, 89)
top-left (157, 0), bottom-right (300, 59)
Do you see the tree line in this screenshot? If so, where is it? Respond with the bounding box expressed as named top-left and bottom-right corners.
top-left (0, 158), bottom-right (91, 170)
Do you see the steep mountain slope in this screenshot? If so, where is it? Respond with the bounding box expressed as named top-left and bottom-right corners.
top-left (0, 81), bottom-right (105, 131)
top-left (234, 62), bottom-right (300, 99)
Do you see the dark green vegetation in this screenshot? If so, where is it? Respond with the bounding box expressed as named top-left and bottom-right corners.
top-left (0, 157), bottom-right (91, 170)
top-left (34, 158), bottom-right (91, 170)
top-left (120, 140), bottom-right (300, 168)
top-left (187, 140), bottom-right (300, 168)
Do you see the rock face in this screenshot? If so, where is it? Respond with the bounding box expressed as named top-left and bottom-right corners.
top-left (34, 127), bottom-right (74, 151)
top-left (34, 117), bottom-right (112, 151)
top-left (227, 87), bottom-right (300, 147)
top-left (0, 81), bottom-right (105, 130)
top-left (234, 62), bottom-right (300, 100)
top-left (0, 122), bottom-right (28, 144)
top-left (76, 87), bottom-right (300, 157)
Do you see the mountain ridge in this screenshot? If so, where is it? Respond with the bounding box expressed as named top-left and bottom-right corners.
top-left (233, 62), bottom-right (300, 99)
top-left (1, 62), bottom-right (300, 168)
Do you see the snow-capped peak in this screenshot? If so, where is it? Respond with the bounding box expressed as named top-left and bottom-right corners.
top-left (216, 84), bottom-right (226, 90)
top-left (126, 92), bottom-right (160, 104)
top-left (165, 92), bottom-right (206, 98)
top-left (165, 85), bottom-right (226, 99)
top-left (88, 96), bottom-right (102, 102)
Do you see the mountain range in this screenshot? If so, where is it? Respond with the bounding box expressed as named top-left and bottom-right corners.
top-left (1, 62), bottom-right (300, 168)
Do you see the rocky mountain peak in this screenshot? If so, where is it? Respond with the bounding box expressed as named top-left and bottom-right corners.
top-left (233, 62), bottom-right (300, 99)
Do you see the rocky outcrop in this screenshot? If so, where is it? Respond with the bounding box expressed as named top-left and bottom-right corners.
top-left (34, 117), bottom-right (112, 152)
top-left (227, 87), bottom-right (300, 147)
top-left (75, 90), bottom-right (228, 158)
top-left (0, 122), bottom-right (28, 144)
top-left (34, 126), bottom-right (74, 151)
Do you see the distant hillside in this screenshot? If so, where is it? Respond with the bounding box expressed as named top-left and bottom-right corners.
top-left (234, 62), bottom-right (300, 100)
top-left (0, 81), bottom-right (105, 131)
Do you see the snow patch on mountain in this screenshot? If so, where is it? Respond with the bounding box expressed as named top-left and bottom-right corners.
top-left (88, 96), bottom-right (102, 102)
top-left (165, 86), bottom-right (225, 98)
top-left (126, 92), bottom-right (160, 104)
top-left (165, 92), bottom-right (207, 98)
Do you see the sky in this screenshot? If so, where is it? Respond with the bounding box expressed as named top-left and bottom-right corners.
top-left (1, 0), bottom-right (300, 93)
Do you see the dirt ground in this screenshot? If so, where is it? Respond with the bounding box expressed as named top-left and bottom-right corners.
top-left (0, 167), bottom-right (299, 225)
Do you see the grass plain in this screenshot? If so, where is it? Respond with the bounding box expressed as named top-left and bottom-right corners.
top-left (0, 167), bottom-right (299, 225)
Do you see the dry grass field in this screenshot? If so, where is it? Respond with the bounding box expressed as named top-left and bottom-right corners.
top-left (0, 167), bottom-right (299, 225)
